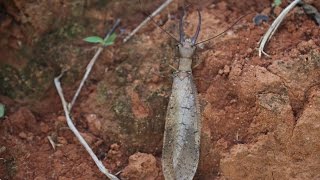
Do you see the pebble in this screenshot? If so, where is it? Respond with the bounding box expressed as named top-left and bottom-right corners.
top-left (85, 114), bottom-right (101, 136)
top-left (40, 122), bottom-right (50, 133)
top-left (19, 132), bottom-right (27, 139)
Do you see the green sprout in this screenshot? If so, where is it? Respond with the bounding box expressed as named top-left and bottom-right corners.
top-left (83, 33), bottom-right (117, 46)
top-left (273, 0), bottom-right (282, 7)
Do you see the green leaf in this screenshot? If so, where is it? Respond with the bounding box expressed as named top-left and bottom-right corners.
top-left (0, 103), bottom-right (5, 118)
top-left (83, 36), bottom-right (104, 44)
top-left (103, 33), bottom-right (117, 46)
top-left (273, 0), bottom-right (282, 7)
top-left (103, 41), bottom-right (115, 46)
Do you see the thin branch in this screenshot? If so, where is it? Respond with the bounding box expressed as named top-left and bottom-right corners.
top-left (69, 19), bottom-right (121, 111)
top-left (123, 0), bottom-right (173, 43)
top-left (258, 0), bottom-right (301, 57)
top-left (47, 136), bottom-right (56, 150)
top-left (54, 72), bottom-right (119, 180)
top-left (54, 20), bottom-right (121, 179)
top-left (69, 47), bottom-right (103, 110)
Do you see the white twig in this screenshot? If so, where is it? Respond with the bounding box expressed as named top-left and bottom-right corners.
top-left (54, 73), bottom-right (119, 180)
top-left (258, 0), bottom-right (301, 57)
top-left (69, 47), bottom-right (103, 110)
top-left (54, 20), bottom-right (121, 179)
top-left (123, 0), bottom-right (173, 43)
top-left (47, 136), bottom-right (56, 150)
top-left (69, 19), bottom-right (121, 111)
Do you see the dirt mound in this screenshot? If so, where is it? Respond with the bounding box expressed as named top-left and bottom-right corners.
top-left (121, 152), bottom-right (162, 180)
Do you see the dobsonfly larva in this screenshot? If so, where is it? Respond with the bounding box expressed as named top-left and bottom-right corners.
top-left (162, 10), bottom-right (202, 180)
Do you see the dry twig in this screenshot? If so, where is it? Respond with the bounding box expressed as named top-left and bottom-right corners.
top-left (123, 0), bottom-right (173, 43)
top-left (70, 19), bottom-right (121, 111)
top-left (258, 0), bottom-right (301, 57)
top-left (54, 73), bottom-right (119, 180)
top-left (54, 20), bottom-right (121, 180)
top-left (47, 136), bottom-right (56, 150)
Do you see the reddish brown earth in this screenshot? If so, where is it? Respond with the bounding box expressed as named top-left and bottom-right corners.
top-left (1, 0), bottom-right (320, 179)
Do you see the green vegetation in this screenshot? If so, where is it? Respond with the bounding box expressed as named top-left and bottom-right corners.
top-left (83, 33), bottom-right (116, 46)
top-left (273, 0), bottom-right (282, 7)
top-left (0, 103), bottom-right (5, 118)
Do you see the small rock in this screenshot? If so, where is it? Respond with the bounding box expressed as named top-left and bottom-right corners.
top-left (57, 136), bottom-right (68, 145)
top-left (57, 116), bottom-right (66, 123)
top-left (120, 152), bottom-right (160, 180)
top-left (0, 146), bottom-right (6, 154)
top-left (19, 132), bottom-right (27, 139)
top-left (208, 4), bottom-right (216, 9)
top-left (261, 7), bottom-right (271, 15)
top-left (26, 132), bottom-right (34, 141)
top-left (110, 143), bottom-right (120, 151)
top-left (246, 48), bottom-right (253, 54)
top-left (107, 143), bottom-right (121, 158)
top-left (223, 65), bottom-right (231, 75)
top-left (40, 122), bottom-right (50, 133)
top-left (106, 143), bottom-right (123, 169)
top-left (85, 114), bottom-right (101, 136)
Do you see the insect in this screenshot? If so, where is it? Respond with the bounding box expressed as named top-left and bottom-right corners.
top-left (137, 3), bottom-right (249, 179)
top-left (162, 10), bottom-right (202, 180)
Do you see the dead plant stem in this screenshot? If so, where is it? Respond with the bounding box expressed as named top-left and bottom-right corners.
top-left (258, 0), bottom-right (301, 57)
top-left (123, 0), bottom-right (173, 43)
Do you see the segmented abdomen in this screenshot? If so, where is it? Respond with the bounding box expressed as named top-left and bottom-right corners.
top-left (162, 71), bottom-right (201, 180)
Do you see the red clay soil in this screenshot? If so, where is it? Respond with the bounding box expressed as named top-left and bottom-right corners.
top-left (1, 0), bottom-right (320, 179)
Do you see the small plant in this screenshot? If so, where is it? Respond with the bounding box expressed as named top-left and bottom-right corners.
top-left (273, 0), bottom-right (282, 7)
top-left (0, 103), bottom-right (5, 118)
top-left (83, 33), bottom-right (117, 46)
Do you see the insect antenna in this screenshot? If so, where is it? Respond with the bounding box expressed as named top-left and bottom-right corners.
top-left (194, 12), bottom-right (253, 45)
top-left (138, 0), bottom-right (181, 44)
top-left (191, 10), bottom-right (201, 45)
top-left (179, 9), bottom-right (185, 43)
